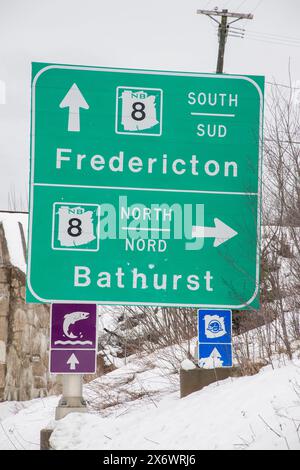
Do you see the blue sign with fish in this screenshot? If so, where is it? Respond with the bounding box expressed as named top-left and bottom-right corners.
top-left (50, 303), bottom-right (97, 374)
top-left (198, 309), bottom-right (232, 368)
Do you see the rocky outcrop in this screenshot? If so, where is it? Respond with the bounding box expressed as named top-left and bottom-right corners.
top-left (0, 223), bottom-right (11, 399)
top-left (0, 219), bottom-right (59, 401)
top-left (0, 213), bottom-right (108, 402)
top-left (3, 266), bottom-right (58, 400)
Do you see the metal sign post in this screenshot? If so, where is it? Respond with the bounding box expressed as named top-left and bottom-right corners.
top-left (55, 374), bottom-right (86, 420)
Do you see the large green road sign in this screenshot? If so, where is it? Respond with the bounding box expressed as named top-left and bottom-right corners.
top-left (27, 62), bottom-right (264, 308)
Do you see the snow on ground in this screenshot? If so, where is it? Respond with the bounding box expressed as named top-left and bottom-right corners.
top-left (51, 359), bottom-right (300, 450)
top-left (0, 396), bottom-right (58, 450)
top-left (0, 359), bottom-right (299, 450)
top-left (0, 219), bottom-right (298, 449)
top-left (0, 212), bottom-right (27, 273)
top-left (51, 360), bottom-right (300, 450)
top-left (85, 350), bottom-right (179, 416)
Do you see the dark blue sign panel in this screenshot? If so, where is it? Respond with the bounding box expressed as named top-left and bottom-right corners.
top-left (199, 343), bottom-right (233, 368)
top-left (198, 309), bottom-right (232, 368)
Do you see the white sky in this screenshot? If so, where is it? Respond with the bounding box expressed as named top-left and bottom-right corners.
top-left (1, 0), bottom-right (300, 210)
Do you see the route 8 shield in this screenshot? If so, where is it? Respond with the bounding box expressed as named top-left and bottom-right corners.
top-left (52, 203), bottom-right (100, 251)
top-left (116, 86), bottom-right (163, 136)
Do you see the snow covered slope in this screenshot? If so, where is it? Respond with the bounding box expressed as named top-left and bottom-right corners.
top-left (49, 358), bottom-right (300, 450)
top-left (0, 358), bottom-right (299, 450)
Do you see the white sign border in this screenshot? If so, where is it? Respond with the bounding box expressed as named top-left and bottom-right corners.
top-left (27, 64), bottom-right (263, 309)
top-left (49, 303), bottom-right (98, 375)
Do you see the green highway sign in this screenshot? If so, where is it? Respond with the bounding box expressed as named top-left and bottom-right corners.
top-left (26, 62), bottom-right (264, 308)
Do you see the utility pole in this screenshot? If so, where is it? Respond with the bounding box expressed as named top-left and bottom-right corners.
top-left (197, 8), bottom-right (253, 73)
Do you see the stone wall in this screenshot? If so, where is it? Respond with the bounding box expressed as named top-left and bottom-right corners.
top-left (0, 223), bottom-right (10, 399)
top-left (0, 218), bottom-right (108, 402)
top-left (1, 264), bottom-right (106, 400)
top-left (0, 266), bottom-right (10, 399)
top-left (3, 266), bottom-right (58, 401)
top-left (0, 221), bottom-right (59, 401)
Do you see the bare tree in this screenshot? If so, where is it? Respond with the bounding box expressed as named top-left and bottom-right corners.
top-left (97, 83), bottom-right (300, 376)
top-left (259, 77), bottom-right (300, 360)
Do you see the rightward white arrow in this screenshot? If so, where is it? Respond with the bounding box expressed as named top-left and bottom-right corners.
top-left (192, 218), bottom-right (238, 247)
top-left (67, 353), bottom-right (79, 370)
top-left (59, 83), bottom-right (89, 132)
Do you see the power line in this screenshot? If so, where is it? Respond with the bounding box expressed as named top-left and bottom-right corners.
top-left (227, 26), bottom-right (300, 45)
top-left (216, 23), bottom-right (300, 47)
top-left (252, 0), bottom-right (264, 13)
top-left (264, 138), bottom-right (300, 145)
top-left (245, 36), bottom-right (300, 47)
top-left (203, 0), bottom-right (213, 8)
top-left (236, 0), bottom-right (248, 9)
top-left (221, 29), bottom-right (300, 46)
top-left (238, 0), bottom-right (263, 29)
top-left (266, 81), bottom-right (300, 90)
top-left (246, 29), bottom-right (300, 42)
top-left (245, 33), bottom-right (300, 46)
top-left (226, 27), bottom-right (300, 47)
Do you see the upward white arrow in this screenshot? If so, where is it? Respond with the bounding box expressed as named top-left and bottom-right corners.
top-left (67, 353), bottom-right (79, 371)
top-left (59, 83), bottom-right (89, 132)
top-left (192, 218), bottom-right (238, 247)
top-left (210, 347), bottom-right (222, 359)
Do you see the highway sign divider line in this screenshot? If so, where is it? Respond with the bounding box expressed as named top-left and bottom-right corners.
top-left (33, 183), bottom-right (258, 197)
top-left (198, 342), bottom-right (232, 345)
top-left (123, 227), bottom-right (171, 232)
top-left (190, 112), bottom-right (236, 117)
top-left (51, 348), bottom-right (96, 351)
